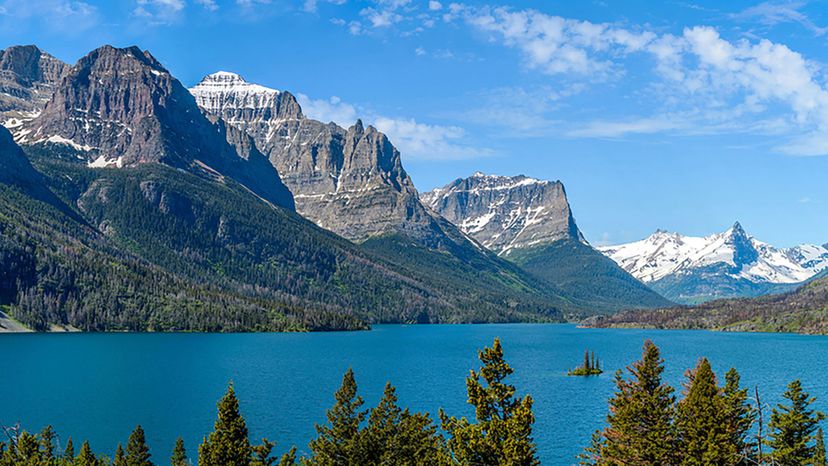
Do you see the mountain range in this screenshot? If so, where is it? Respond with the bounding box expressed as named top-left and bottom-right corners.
top-left (4, 43), bottom-right (825, 333)
top-left (599, 223), bottom-right (828, 304)
top-left (423, 172), bottom-right (673, 313)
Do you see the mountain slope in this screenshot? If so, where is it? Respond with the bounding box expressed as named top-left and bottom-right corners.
top-left (0, 45), bottom-right (68, 127)
top-left (16, 46), bottom-right (294, 210)
top-left (589, 275), bottom-right (828, 334)
top-left (599, 223), bottom-right (828, 304)
top-left (424, 172), bottom-right (671, 314)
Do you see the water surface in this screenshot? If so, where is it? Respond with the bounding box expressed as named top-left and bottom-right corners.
top-left (3, 324), bottom-right (827, 465)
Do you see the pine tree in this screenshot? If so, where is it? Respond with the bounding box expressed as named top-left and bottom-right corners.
top-left (722, 368), bottom-right (755, 464)
top-left (64, 438), bottom-right (75, 463)
top-left (39, 425), bottom-right (56, 460)
top-left (75, 441), bottom-right (96, 466)
top-left (815, 428), bottom-right (827, 466)
top-left (199, 384), bottom-right (252, 466)
top-left (170, 437), bottom-right (187, 466)
top-left (251, 438), bottom-right (276, 466)
top-left (584, 350), bottom-right (591, 371)
top-left (125, 425), bottom-right (152, 466)
top-left (307, 368), bottom-right (366, 465)
top-left (676, 358), bottom-right (735, 465)
top-left (440, 338), bottom-right (539, 466)
top-left (278, 447), bottom-right (297, 466)
top-left (600, 340), bottom-right (676, 465)
top-left (577, 430), bottom-right (606, 466)
top-left (114, 444), bottom-right (127, 466)
top-left (768, 380), bottom-right (825, 466)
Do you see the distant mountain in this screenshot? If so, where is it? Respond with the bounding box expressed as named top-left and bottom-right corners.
top-left (589, 275), bottom-right (828, 335)
top-left (191, 72), bottom-right (443, 245)
top-left (0, 45), bottom-right (68, 128)
top-left (599, 223), bottom-right (828, 304)
top-left (0, 45), bottom-right (572, 331)
top-left (14, 46), bottom-right (294, 210)
top-left (190, 72), bottom-right (575, 317)
top-left (424, 172), bottom-right (672, 314)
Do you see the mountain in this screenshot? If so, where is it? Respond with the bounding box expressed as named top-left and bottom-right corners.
top-left (598, 223), bottom-right (828, 304)
top-left (14, 46), bottom-right (294, 210)
top-left (190, 72), bottom-right (452, 245)
top-left (0, 45), bottom-right (570, 331)
top-left (423, 172), bottom-right (672, 314)
top-left (421, 172), bottom-right (584, 253)
top-left (190, 72), bottom-right (575, 316)
top-left (589, 275), bottom-right (828, 335)
top-left (0, 45), bottom-right (68, 128)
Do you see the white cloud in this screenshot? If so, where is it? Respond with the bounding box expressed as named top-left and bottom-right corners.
top-left (0, 0), bottom-right (98, 30)
top-left (374, 116), bottom-right (491, 160)
top-left (296, 94), bottom-right (360, 127)
top-left (196, 0), bottom-right (218, 10)
top-left (568, 118), bottom-right (684, 138)
top-left (133, 0), bottom-right (185, 23)
top-left (415, 47), bottom-right (426, 56)
top-left (360, 7), bottom-right (402, 27)
top-left (428, 0), bottom-right (441, 10)
top-left (735, 1), bottom-right (828, 36)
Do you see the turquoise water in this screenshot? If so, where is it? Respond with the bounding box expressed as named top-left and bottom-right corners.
top-left (2, 324), bottom-right (828, 465)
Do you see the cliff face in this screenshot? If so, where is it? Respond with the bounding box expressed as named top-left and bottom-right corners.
top-left (0, 45), bottom-right (69, 127)
top-left (191, 72), bottom-right (453, 244)
top-left (17, 46), bottom-right (294, 210)
top-left (422, 172), bottom-right (585, 254)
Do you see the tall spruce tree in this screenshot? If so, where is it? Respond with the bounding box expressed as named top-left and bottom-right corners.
top-left (39, 425), bottom-right (56, 460)
top-left (199, 384), bottom-right (252, 466)
top-left (768, 380), bottom-right (825, 466)
top-left (722, 368), bottom-right (755, 464)
top-left (676, 358), bottom-right (735, 465)
top-left (816, 428), bottom-right (827, 466)
top-left (440, 338), bottom-right (539, 466)
top-left (170, 437), bottom-right (187, 466)
top-left (114, 444), bottom-right (127, 466)
top-left (75, 440), bottom-right (97, 466)
top-left (64, 438), bottom-right (75, 463)
top-left (125, 425), bottom-right (152, 466)
top-left (306, 368), bottom-right (366, 465)
top-left (600, 340), bottom-right (676, 465)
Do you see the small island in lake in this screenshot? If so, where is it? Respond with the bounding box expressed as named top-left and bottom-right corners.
top-left (568, 350), bottom-right (603, 376)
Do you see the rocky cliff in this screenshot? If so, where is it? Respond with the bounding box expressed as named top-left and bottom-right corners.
top-left (0, 45), bottom-right (69, 128)
top-left (17, 46), bottom-right (294, 210)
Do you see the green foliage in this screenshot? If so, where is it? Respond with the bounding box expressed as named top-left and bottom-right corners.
top-left (125, 425), bottom-right (153, 466)
top-left (170, 438), bottom-right (187, 466)
top-left (199, 384), bottom-right (253, 466)
top-left (569, 349), bottom-right (603, 376)
top-left (440, 338), bottom-right (539, 466)
top-left (114, 444), bottom-right (126, 466)
top-left (600, 340), bottom-right (677, 465)
top-left (306, 369), bottom-right (366, 465)
top-left (768, 380), bottom-right (826, 465)
top-left (75, 441), bottom-right (97, 466)
top-left (675, 358), bottom-right (736, 465)
top-left (722, 368), bottom-right (756, 464)
top-left (816, 428), bottom-right (827, 466)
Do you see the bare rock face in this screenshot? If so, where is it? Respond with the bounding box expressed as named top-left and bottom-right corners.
top-left (0, 45), bottom-right (69, 128)
top-left (17, 46), bottom-right (294, 210)
top-left (191, 72), bottom-right (448, 243)
top-left (422, 172), bottom-right (585, 254)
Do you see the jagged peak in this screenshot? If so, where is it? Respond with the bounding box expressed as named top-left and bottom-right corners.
top-left (192, 70), bottom-right (280, 95)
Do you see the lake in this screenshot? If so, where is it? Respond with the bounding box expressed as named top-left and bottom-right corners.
top-left (3, 324), bottom-right (828, 465)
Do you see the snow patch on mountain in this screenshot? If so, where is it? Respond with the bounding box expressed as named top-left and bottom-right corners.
top-left (190, 71), bottom-right (282, 112)
top-left (599, 223), bottom-right (828, 284)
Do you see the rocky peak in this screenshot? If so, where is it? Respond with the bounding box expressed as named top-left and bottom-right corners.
top-left (0, 45), bottom-right (69, 127)
top-left (422, 172), bottom-right (585, 254)
top-left (190, 72), bottom-right (449, 243)
top-left (19, 45), bottom-right (294, 210)
top-left (724, 221), bottom-right (759, 267)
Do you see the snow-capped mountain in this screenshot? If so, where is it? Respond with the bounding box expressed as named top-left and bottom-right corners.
top-left (422, 172), bottom-right (584, 254)
top-left (599, 223), bottom-right (828, 303)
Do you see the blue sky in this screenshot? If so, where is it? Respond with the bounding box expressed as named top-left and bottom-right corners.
top-left (2, 0), bottom-right (828, 247)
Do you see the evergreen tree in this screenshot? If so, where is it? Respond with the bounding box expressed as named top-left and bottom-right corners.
top-left (75, 441), bottom-right (96, 466)
top-left (600, 340), bottom-right (676, 465)
top-left (722, 368), bottom-right (755, 464)
top-left (584, 350), bottom-right (591, 371)
top-left (768, 380), bottom-right (825, 465)
top-left (125, 425), bottom-right (152, 466)
top-left (306, 368), bottom-right (366, 465)
top-left (676, 358), bottom-right (735, 465)
top-left (277, 447), bottom-right (297, 466)
top-left (114, 444), bottom-right (127, 466)
top-left (577, 430), bottom-right (606, 466)
top-left (199, 384), bottom-right (252, 466)
top-left (440, 338), bottom-right (539, 466)
top-left (170, 437), bottom-right (187, 466)
top-left (815, 428), bottom-right (827, 466)
top-left (64, 438), bottom-right (75, 463)
top-left (39, 425), bottom-right (56, 460)
top-left (251, 439), bottom-right (276, 466)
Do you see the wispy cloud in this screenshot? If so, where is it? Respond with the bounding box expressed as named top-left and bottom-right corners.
top-left (133, 0), bottom-right (185, 24)
top-left (297, 93), bottom-right (492, 160)
top-left (0, 0), bottom-right (98, 31)
top-left (734, 1), bottom-right (828, 36)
